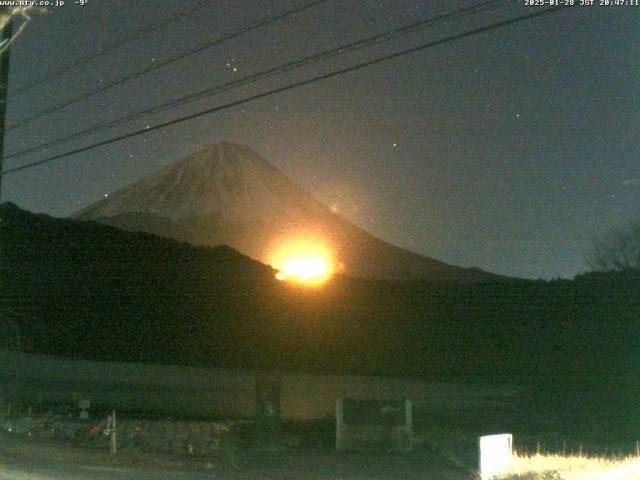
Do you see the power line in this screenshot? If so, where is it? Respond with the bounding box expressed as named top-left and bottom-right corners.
top-left (11, 0), bottom-right (211, 96)
top-left (0, 6), bottom-right (569, 178)
top-left (5, 0), bottom-right (330, 130)
top-left (5, 0), bottom-right (507, 162)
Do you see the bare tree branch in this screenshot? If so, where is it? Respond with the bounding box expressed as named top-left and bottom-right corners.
top-left (589, 223), bottom-right (640, 272)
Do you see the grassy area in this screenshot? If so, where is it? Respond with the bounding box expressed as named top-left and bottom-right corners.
top-left (415, 425), bottom-right (640, 479)
top-left (498, 452), bottom-right (640, 479)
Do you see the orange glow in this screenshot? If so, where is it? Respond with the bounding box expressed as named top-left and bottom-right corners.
top-left (271, 239), bottom-right (334, 285)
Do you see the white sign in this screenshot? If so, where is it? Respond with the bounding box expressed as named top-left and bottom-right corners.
top-left (479, 433), bottom-right (512, 480)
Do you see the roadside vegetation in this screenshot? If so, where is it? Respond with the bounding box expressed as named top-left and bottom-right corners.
top-left (498, 452), bottom-right (640, 480)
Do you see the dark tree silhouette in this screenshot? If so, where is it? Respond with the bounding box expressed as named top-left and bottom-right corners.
top-left (589, 223), bottom-right (640, 272)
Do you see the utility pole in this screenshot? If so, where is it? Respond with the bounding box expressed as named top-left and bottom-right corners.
top-left (0, 8), bottom-right (12, 201)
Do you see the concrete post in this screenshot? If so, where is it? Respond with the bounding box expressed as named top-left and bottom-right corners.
top-left (335, 398), bottom-right (344, 451)
top-left (110, 410), bottom-right (117, 454)
top-left (404, 399), bottom-right (413, 450)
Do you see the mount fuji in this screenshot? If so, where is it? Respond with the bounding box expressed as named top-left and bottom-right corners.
top-left (74, 141), bottom-right (492, 280)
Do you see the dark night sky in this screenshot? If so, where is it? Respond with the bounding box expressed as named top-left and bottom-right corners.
top-left (2, 0), bottom-right (638, 279)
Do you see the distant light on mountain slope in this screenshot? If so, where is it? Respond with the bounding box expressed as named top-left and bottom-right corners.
top-left (271, 237), bottom-right (335, 285)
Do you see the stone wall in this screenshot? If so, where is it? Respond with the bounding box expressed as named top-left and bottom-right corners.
top-left (0, 414), bottom-right (242, 456)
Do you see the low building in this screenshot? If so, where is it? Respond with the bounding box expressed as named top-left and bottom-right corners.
top-left (0, 348), bottom-right (522, 422)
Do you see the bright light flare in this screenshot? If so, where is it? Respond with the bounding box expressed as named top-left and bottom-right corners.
top-left (271, 239), bottom-right (334, 285)
top-left (279, 255), bottom-right (328, 281)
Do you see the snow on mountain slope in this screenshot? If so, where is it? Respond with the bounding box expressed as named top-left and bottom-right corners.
top-left (77, 142), bottom-right (325, 222)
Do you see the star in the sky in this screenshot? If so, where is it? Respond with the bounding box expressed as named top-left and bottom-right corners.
top-left (225, 58), bottom-right (239, 73)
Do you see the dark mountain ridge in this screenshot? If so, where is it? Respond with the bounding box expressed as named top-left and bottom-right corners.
top-left (2, 202), bottom-right (637, 379)
top-left (2, 203), bottom-right (640, 436)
